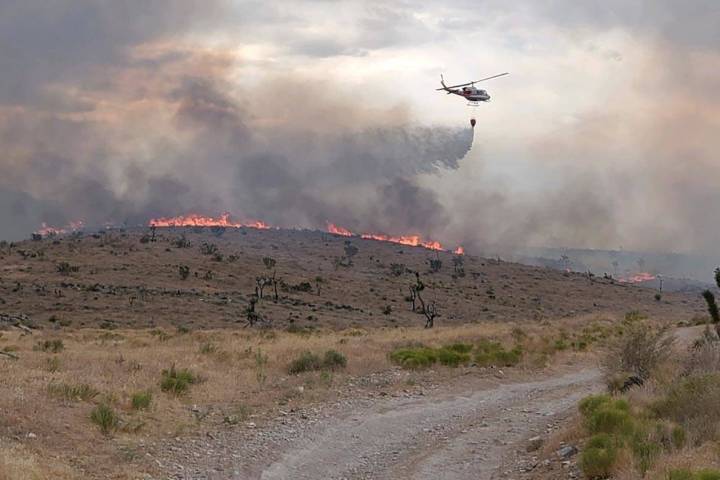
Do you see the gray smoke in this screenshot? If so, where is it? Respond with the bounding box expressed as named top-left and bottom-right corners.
top-left (1, 0), bottom-right (719, 275)
top-left (0, 2), bottom-right (473, 239)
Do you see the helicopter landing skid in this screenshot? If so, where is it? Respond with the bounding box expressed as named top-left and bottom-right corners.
top-left (466, 102), bottom-right (480, 107)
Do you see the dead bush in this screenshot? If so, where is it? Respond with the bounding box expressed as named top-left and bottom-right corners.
top-left (602, 321), bottom-right (674, 385)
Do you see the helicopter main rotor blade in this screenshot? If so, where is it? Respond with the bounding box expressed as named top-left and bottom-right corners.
top-left (440, 72), bottom-right (510, 89)
top-left (472, 72), bottom-right (509, 83)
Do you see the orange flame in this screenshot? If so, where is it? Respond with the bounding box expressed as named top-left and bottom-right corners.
top-left (326, 222), bottom-right (460, 252)
top-left (149, 212), bottom-right (269, 229)
top-left (148, 215), bottom-right (461, 253)
top-left (326, 223), bottom-right (354, 237)
top-left (619, 272), bottom-right (657, 283)
top-left (360, 233), bottom-right (443, 251)
top-left (35, 220), bottom-right (85, 236)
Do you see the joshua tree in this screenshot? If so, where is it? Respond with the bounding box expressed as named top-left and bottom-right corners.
top-left (314, 276), bottom-right (326, 295)
top-left (262, 256), bottom-right (276, 270)
top-left (343, 241), bottom-right (359, 266)
top-left (421, 300), bottom-right (439, 328)
top-left (407, 272), bottom-right (425, 312)
top-left (452, 254), bottom-right (465, 276)
top-left (701, 267), bottom-right (720, 337)
top-left (255, 276), bottom-right (271, 299)
top-left (428, 252), bottom-right (442, 273)
top-left (245, 294), bottom-right (261, 327)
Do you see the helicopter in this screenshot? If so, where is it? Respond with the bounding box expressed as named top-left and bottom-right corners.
top-left (436, 72), bottom-right (509, 105)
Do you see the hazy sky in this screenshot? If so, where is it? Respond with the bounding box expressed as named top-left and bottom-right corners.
top-left (1, 1), bottom-right (719, 254)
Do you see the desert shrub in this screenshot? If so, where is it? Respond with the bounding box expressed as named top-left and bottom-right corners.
top-left (390, 347), bottom-right (438, 369)
top-left (131, 391), bottom-right (152, 410)
top-left (475, 340), bottom-right (522, 367)
top-left (56, 262), bottom-right (80, 275)
top-left (35, 339), bottom-right (64, 353)
top-left (602, 321), bottom-right (673, 382)
top-left (45, 356), bottom-right (61, 372)
top-left (178, 265), bottom-right (190, 280)
top-left (160, 365), bottom-right (198, 395)
top-left (288, 350), bottom-right (347, 374)
top-left (685, 332), bottom-right (720, 375)
top-left (446, 343), bottom-right (473, 354)
top-left (199, 242), bottom-right (218, 255)
top-left (171, 235), bottom-right (191, 248)
top-left (48, 383), bottom-right (99, 402)
top-left (671, 424), bottom-right (687, 449)
top-left (629, 427), bottom-right (662, 474)
top-left (90, 404), bottom-right (118, 435)
top-left (323, 350), bottom-right (347, 370)
top-left (580, 395), bottom-right (613, 417)
top-left (436, 347), bottom-right (470, 367)
top-left (586, 402), bottom-right (635, 436)
top-left (669, 470), bottom-right (720, 480)
top-left (288, 352), bottom-right (322, 374)
top-left (624, 310), bottom-right (648, 323)
top-left (650, 373), bottom-right (720, 443)
top-left (580, 433), bottom-right (618, 479)
top-left (199, 342), bottom-right (217, 354)
top-left (389, 263), bottom-right (406, 276)
top-left (290, 281), bottom-right (313, 293)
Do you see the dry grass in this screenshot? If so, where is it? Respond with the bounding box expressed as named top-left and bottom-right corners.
top-left (0, 442), bottom-right (75, 480)
top-left (0, 317), bottom-right (599, 478)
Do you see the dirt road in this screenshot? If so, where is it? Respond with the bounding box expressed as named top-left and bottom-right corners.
top-left (257, 368), bottom-right (600, 480)
top-left (158, 366), bottom-right (601, 479)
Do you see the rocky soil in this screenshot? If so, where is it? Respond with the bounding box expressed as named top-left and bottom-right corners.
top-left (152, 365), bottom-right (601, 479)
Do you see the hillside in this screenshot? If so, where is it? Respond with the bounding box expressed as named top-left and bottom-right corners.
top-left (0, 226), bottom-right (705, 331)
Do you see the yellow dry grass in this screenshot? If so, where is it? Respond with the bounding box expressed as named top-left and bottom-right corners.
top-left (0, 317), bottom-right (598, 478)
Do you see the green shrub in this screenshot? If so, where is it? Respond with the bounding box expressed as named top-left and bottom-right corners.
top-left (48, 382), bottom-right (99, 402)
top-left (581, 433), bottom-right (618, 479)
top-left (288, 352), bottom-right (323, 374)
top-left (587, 403), bottom-right (635, 436)
top-left (579, 395), bottom-right (613, 417)
top-left (446, 343), bottom-right (473, 354)
top-left (90, 404), bottom-right (119, 435)
top-left (389, 347), bottom-right (438, 369)
top-left (475, 340), bottom-right (523, 367)
top-left (131, 391), bottom-right (152, 410)
top-left (669, 470), bottom-right (720, 480)
top-left (323, 350), bottom-right (347, 370)
top-left (436, 348), bottom-right (470, 367)
top-left (671, 425), bottom-right (686, 449)
top-left (160, 365), bottom-right (198, 395)
top-left (668, 470), bottom-right (694, 480)
top-left (35, 339), bottom-right (64, 353)
top-left (629, 429), bottom-right (661, 475)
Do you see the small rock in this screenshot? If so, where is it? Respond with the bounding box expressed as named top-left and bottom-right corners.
top-left (526, 436), bottom-right (543, 452)
top-left (557, 445), bottom-right (578, 459)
